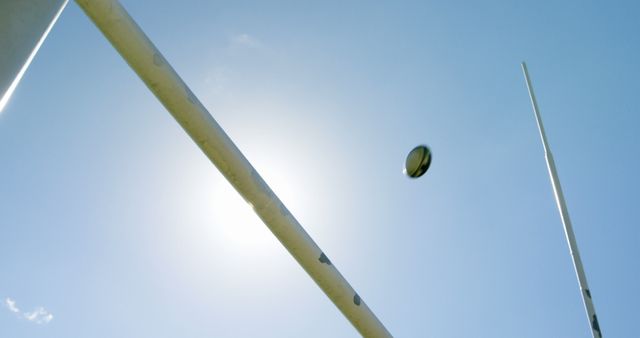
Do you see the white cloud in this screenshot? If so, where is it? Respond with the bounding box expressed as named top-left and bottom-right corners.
top-left (4, 298), bottom-right (53, 324)
top-left (229, 33), bottom-right (261, 49)
top-left (5, 298), bottom-right (20, 313)
top-left (24, 307), bottom-right (53, 324)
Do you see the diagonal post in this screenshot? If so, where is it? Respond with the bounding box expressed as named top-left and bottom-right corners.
top-left (74, 0), bottom-right (392, 336)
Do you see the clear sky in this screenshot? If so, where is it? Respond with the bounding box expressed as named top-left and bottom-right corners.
top-left (1, 0), bottom-right (639, 337)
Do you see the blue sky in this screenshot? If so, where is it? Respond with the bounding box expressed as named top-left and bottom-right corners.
top-left (1, 0), bottom-right (639, 337)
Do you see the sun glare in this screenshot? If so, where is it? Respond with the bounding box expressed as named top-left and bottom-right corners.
top-left (210, 176), bottom-right (278, 257)
top-left (186, 99), bottom-right (329, 262)
top-left (205, 152), bottom-right (314, 259)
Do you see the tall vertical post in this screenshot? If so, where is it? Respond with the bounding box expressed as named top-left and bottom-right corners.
top-left (74, 0), bottom-right (392, 336)
top-left (521, 62), bottom-right (602, 338)
top-left (0, 0), bottom-right (68, 112)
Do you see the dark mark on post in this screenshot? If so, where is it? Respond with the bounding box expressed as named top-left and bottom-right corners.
top-left (318, 253), bottom-right (331, 265)
top-left (592, 314), bottom-right (602, 337)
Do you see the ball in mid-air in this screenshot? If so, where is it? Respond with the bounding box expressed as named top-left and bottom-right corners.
top-left (404, 145), bottom-right (432, 178)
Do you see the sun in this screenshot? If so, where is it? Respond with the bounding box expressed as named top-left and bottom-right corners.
top-left (204, 145), bottom-right (315, 260)
top-left (209, 175), bottom-right (279, 257)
